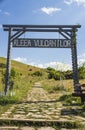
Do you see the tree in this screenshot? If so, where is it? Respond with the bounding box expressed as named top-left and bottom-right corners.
top-left (64, 70), bottom-right (73, 79)
top-left (78, 63), bottom-right (85, 79)
top-left (32, 71), bottom-right (43, 76)
top-left (47, 67), bottom-right (55, 79)
top-left (47, 67), bottom-right (64, 80)
top-left (2, 68), bottom-right (21, 90)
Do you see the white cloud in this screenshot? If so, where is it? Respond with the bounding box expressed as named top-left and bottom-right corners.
top-left (78, 53), bottom-right (85, 65)
top-left (29, 61), bottom-right (72, 71)
top-left (44, 62), bottom-right (72, 71)
top-left (13, 57), bottom-right (71, 71)
top-left (4, 11), bottom-right (10, 16)
top-left (0, 24), bottom-right (2, 28)
top-left (11, 53), bottom-right (85, 71)
top-left (13, 57), bottom-right (28, 64)
top-left (64, 0), bottom-right (85, 6)
top-left (36, 64), bottom-right (44, 68)
top-left (64, 0), bottom-right (73, 5)
top-left (41, 7), bottom-right (61, 15)
top-left (0, 9), bottom-right (10, 16)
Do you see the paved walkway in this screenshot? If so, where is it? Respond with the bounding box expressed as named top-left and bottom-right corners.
top-left (0, 126), bottom-right (69, 130)
top-left (0, 82), bottom-right (85, 129)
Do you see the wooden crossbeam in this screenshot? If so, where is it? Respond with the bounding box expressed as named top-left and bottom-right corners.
top-left (3, 24), bottom-right (81, 28)
top-left (72, 93), bottom-right (85, 96)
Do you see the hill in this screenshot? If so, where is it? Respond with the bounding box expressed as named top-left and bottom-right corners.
top-left (0, 57), bottom-right (85, 101)
top-left (0, 57), bottom-right (48, 100)
top-left (0, 57), bottom-right (81, 97)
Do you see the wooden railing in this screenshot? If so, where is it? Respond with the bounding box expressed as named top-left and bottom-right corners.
top-left (72, 84), bottom-right (85, 103)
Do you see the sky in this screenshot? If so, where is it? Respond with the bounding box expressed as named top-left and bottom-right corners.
top-left (0, 0), bottom-right (85, 70)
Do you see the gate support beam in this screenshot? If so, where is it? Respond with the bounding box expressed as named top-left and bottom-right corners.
top-left (4, 27), bottom-right (12, 95)
top-left (71, 30), bottom-right (80, 92)
top-left (4, 30), bottom-right (25, 95)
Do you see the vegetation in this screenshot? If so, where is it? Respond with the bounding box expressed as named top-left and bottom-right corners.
top-left (47, 67), bottom-right (65, 80)
top-left (32, 70), bottom-right (43, 77)
top-left (59, 94), bottom-right (81, 105)
top-left (78, 63), bottom-right (85, 79)
top-left (0, 57), bottom-right (48, 100)
top-left (0, 57), bottom-right (48, 116)
top-left (0, 57), bottom-right (85, 97)
top-left (0, 57), bottom-right (85, 129)
top-left (0, 57), bottom-right (85, 116)
top-left (0, 119), bottom-right (83, 129)
top-left (41, 78), bottom-right (73, 93)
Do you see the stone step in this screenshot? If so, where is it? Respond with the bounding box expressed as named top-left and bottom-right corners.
top-left (0, 126), bottom-right (18, 130)
top-left (0, 126), bottom-right (78, 130)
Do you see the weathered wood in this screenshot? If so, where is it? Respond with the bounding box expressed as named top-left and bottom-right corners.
top-left (12, 38), bottom-right (71, 48)
top-left (72, 84), bottom-right (85, 103)
top-left (3, 24), bottom-right (81, 96)
top-left (72, 93), bottom-right (85, 96)
top-left (4, 27), bottom-right (12, 95)
top-left (4, 28), bottom-right (73, 32)
top-left (3, 24), bottom-right (81, 28)
top-left (81, 84), bottom-right (85, 87)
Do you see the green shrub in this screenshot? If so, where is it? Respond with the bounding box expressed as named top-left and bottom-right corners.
top-left (59, 94), bottom-right (81, 104)
top-left (32, 71), bottom-right (43, 76)
top-left (0, 95), bottom-right (19, 105)
top-left (54, 72), bottom-right (60, 80)
top-left (82, 105), bottom-right (85, 109)
top-left (44, 84), bottom-right (65, 93)
top-left (47, 67), bottom-right (65, 80)
top-left (78, 62), bottom-right (85, 79)
top-left (0, 63), bottom-right (6, 68)
top-left (64, 70), bottom-right (73, 79)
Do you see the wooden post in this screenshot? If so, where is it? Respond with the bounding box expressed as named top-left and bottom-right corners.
top-left (71, 30), bottom-right (80, 92)
top-left (4, 27), bottom-right (12, 95)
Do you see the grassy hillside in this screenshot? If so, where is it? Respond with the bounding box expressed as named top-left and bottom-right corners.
top-left (0, 57), bottom-right (48, 100)
top-left (0, 57), bottom-right (85, 117)
top-left (0, 57), bottom-right (85, 100)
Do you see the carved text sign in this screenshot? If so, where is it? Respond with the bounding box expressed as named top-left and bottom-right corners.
top-left (13, 38), bottom-right (71, 48)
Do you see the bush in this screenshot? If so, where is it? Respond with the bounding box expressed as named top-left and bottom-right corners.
top-left (47, 67), bottom-right (65, 80)
top-left (78, 63), bottom-right (85, 79)
top-left (64, 70), bottom-right (73, 79)
top-left (0, 63), bottom-right (6, 68)
top-left (2, 68), bottom-right (22, 90)
top-left (54, 72), bottom-right (60, 80)
top-left (59, 94), bottom-right (81, 104)
top-left (0, 95), bottom-right (19, 105)
top-left (32, 71), bottom-right (43, 76)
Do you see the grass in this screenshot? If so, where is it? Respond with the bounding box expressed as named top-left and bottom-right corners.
top-left (59, 94), bottom-right (81, 104)
top-left (0, 57), bottom-right (48, 115)
top-left (40, 78), bottom-right (74, 93)
top-left (0, 57), bottom-right (47, 99)
top-left (0, 119), bottom-right (83, 129)
top-left (0, 104), bottom-right (12, 115)
top-left (0, 56), bottom-right (85, 128)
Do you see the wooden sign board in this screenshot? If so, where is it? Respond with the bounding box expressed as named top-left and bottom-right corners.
top-left (12, 38), bottom-right (71, 48)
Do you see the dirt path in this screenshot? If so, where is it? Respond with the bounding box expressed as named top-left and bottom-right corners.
top-left (0, 82), bottom-right (85, 129)
top-left (27, 82), bottom-right (50, 101)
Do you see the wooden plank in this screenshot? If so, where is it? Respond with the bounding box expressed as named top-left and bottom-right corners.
top-left (81, 84), bottom-right (85, 87)
top-left (12, 38), bottom-right (71, 48)
top-left (72, 93), bottom-right (85, 96)
top-left (4, 28), bottom-right (72, 32)
top-left (3, 24), bottom-right (81, 28)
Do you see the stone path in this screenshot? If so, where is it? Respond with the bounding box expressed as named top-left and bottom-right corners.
top-left (0, 126), bottom-right (83, 130)
top-left (0, 82), bottom-right (85, 129)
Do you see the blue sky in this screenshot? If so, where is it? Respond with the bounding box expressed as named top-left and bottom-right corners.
top-left (0, 0), bottom-right (85, 69)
